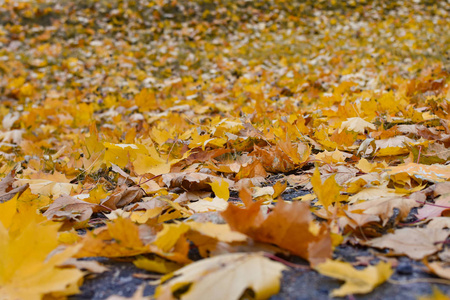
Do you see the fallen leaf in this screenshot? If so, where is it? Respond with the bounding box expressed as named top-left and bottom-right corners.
top-left (416, 195), bottom-right (450, 220)
top-left (208, 179), bottom-right (230, 200)
top-left (340, 117), bottom-right (376, 133)
top-left (374, 136), bottom-right (417, 156)
top-left (76, 217), bottom-right (153, 258)
top-left (62, 258), bottom-right (109, 274)
top-left (272, 181), bottom-right (287, 199)
top-left (186, 221), bottom-right (248, 257)
top-left (186, 197), bottom-right (229, 213)
top-left (349, 195), bottom-right (421, 225)
top-left (315, 149), bottom-right (348, 164)
top-left (187, 222), bottom-right (248, 243)
top-left (339, 210), bottom-right (380, 230)
top-left (133, 256), bottom-right (180, 274)
top-left (154, 252), bottom-right (287, 300)
top-left (0, 171), bottom-right (29, 203)
top-left (44, 194), bottom-right (100, 224)
top-left (149, 223), bottom-right (191, 264)
top-left (251, 141), bottom-right (309, 173)
top-left (222, 200), bottom-right (332, 265)
top-left (315, 259), bottom-right (393, 297)
top-left (101, 185), bottom-right (145, 210)
top-left (162, 172), bottom-right (234, 191)
top-left (311, 166), bottom-right (342, 209)
top-left (15, 178), bottom-right (77, 198)
top-left (348, 185), bottom-right (401, 204)
top-left (387, 163), bottom-right (450, 183)
top-left (425, 261), bottom-right (450, 280)
top-left (367, 228), bottom-right (449, 259)
top-left (355, 158), bottom-right (387, 173)
top-left (427, 217), bottom-right (450, 230)
top-left (0, 198), bottom-right (83, 300)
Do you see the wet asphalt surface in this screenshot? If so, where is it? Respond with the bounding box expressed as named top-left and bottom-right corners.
top-left (71, 248), bottom-right (450, 300)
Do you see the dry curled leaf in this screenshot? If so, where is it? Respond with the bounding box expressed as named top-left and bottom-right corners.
top-left (0, 171), bottom-right (29, 203)
top-left (101, 185), bottom-right (145, 210)
top-left (44, 194), bottom-right (100, 224)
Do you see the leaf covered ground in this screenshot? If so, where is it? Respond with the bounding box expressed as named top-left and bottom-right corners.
top-left (0, 0), bottom-right (450, 299)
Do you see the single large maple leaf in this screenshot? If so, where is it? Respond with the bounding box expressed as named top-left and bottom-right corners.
top-left (222, 198), bottom-right (332, 265)
top-left (0, 196), bottom-right (83, 300)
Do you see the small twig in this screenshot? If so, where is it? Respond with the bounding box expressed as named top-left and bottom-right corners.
top-left (136, 174), bottom-right (163, 187)
top-left (263, 253), bottom-right (310, 270)
top-left (434, 239), bottom-right (450, 245)
top-left (416, 200), bottom-right (450, 209)
top-left (388, 278), bottom-right (450, 285)
top-left (89, 218), bottom-right (106, 225)
top-left (166, 134), bottom-right (178, 163)
top-left (133, 273), bottom-right (163, 280)
top-left (99, 204), bottom-right (113, 211)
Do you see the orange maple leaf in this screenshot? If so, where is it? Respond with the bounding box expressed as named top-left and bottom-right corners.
top-left (222, 199), bottom-right (332, 265)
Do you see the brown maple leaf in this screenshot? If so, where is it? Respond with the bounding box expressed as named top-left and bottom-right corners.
top-left (0, 171), bottom-right (29, 203)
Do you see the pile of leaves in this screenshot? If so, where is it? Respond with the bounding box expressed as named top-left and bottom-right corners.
top-left (0, 0), bottom-right (449, 299)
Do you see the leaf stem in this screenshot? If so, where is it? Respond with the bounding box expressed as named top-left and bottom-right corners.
top-left (99, 204), bottom-right (113, 211)
top-left (415, 200), bottom-right (450, 209)
top-left (136, 174), bottom-right (163, 187)
top-left (263, 253), bottom-right (310, 270)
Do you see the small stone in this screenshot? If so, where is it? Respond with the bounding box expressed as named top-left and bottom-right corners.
top-left (396, 262), bottom-right (413, 275)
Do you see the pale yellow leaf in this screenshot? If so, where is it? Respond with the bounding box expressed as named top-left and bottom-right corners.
top-left (340, 117), bottom-right (376, 133)
top-left (155, 252), bottom-right (287, 300)
top-left (367, 228), bottom-right (449, 260)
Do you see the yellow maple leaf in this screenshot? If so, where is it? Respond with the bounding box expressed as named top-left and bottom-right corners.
top-left (152, 223), bottom-right (190, 253)
top-left (0, 196), bottom-right (83, 300)
top-left (150, 126), bottom-right (173, 145)
top-left (133, 152), bottom-right (171, 175)
top-left (76, 217), bottom-right (151, 258)
top-left (208, 179), bottom-right (230, 200)
top-left (1, 193), bottom-right (46, 237)
top-left (103, 142), bottom-right (137, 167)
top-left (315, 259), bottom-right (393, 297)
top-left (355, 158), bottom-right (387, 173)
top-left (135, 88), bottom-right (157, 111)
top-left (311, 166), bottom-right (342, 208)
top-left (133, 256), bottom-right (180, 274)
top-left (132, 144), bottom-right (187, 176)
